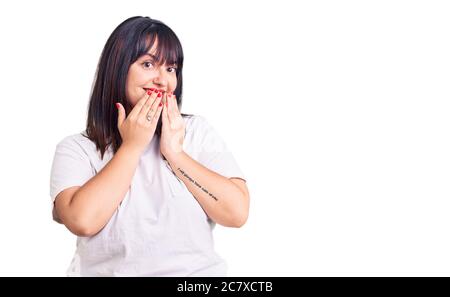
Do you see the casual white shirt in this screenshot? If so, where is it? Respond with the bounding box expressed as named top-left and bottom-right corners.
top-left (49, 115), bottom-right (246, 276)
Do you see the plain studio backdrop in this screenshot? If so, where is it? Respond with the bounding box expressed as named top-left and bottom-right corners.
top-left (0, 0), bottom-right (449, 276)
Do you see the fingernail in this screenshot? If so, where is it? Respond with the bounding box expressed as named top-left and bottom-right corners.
top-left (147, 90), bottom-right (152, 95)
top-left (149, 88), bottom-right (156, 91)
top-left (159, 102), bottom-right (163, 107)
top-left (157, 93), bottom-right (162, 97)
top-left (115, 103), bottom-right (120, 109)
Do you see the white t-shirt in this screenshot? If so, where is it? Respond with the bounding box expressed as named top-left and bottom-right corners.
top-left (49, 115), bottom-right (246, 276)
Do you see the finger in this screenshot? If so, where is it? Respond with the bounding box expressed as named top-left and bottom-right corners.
top-left (139, 90), bottom-right (160, 120)
top-left (116, 102), bottom-right (125, 127)
top-left (170, 95), bottom-right (184, 129)
top-left (164, 93), bottom-right (171, 123)
top-left (151, 96), bottom-right (164, 126)
top-left (162, 92), bottom-right (168, 114)
top-left (167, 93), bottom-right (177, 121)
top-left (167, 93), bottom-right (177, 125)
top-left (144, 94), bottom-right (162, 124)
top-left (173, 95), bottom-right (183, 121)
top-left (172, 94), bottom-right (179, 112)
top-left (128, 89), bottom-right (152, 119)
top-left (162, 93), bottom-right (170, 126)
top-left (161, 91), bottom-right (167, 107)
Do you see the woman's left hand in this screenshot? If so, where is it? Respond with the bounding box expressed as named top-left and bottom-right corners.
top-left (160, 92), bottom-right (186, 160)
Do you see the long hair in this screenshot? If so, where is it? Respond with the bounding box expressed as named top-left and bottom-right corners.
top-left (84, 16), bottom-right (193, 160)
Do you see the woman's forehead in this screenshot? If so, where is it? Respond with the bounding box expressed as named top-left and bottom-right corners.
top-left (143, 35), bottom-right (158, 55)
top-left (141, 36), bottom-right (178, 65)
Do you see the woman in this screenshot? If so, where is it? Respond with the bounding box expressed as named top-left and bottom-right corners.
top-left (49, 16), bottom-right (249, 276)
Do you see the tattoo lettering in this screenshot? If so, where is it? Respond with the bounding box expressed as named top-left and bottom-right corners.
top-left (177, 168), bottom-right (218, 201)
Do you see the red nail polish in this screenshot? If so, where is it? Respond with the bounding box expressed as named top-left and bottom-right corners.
top-left (147, 90), bottom-right (152, 95)
top-left (159, 102), bottom-right (162, 107)
top-left (149, 88), bottom-right (156, 91)
top-left (157, 93), bottom-right (162, 97)
top-left (115, 103), bottom-right (120, 109)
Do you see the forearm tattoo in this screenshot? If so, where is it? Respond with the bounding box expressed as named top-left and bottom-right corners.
top-left (177, 168), bottom-right (218, 201)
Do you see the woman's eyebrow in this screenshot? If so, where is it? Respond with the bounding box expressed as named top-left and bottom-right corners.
top-left (142, 53), bottom-right (177, 65)
top-left (144, 53), bottom-right (157, 58)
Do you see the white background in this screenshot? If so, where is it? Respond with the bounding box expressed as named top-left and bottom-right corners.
top-left (0, 0), bottom-right (449, 276)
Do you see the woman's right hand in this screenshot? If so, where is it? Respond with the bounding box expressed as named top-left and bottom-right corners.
top-left (116, 89), bottom-right (163, 154)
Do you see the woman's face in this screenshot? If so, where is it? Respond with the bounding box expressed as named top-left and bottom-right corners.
top-left (125, 38), bottom-right (178, 107)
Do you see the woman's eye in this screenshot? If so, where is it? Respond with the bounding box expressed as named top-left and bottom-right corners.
top-left (143, 61), bottom-right (154, 69)
top-left (142, 62), bottom-right (176, 73)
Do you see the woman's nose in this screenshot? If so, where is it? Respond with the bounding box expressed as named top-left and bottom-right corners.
top-left (153, 67), bottom-right (169, 86)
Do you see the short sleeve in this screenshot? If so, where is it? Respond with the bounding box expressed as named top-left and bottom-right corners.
top-left (191, 116), bottom-right (246, 181)
top-left (49, 135), bottom-right (95, 220)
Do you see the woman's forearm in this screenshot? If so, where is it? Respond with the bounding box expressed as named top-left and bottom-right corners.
top-left (66, 144), bottom-right (142, 235)
top-left (166, 151), bottom-right (249, 227)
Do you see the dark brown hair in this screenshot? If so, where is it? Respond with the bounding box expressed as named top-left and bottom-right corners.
top-left (84, 16), bottom-right (193, 160)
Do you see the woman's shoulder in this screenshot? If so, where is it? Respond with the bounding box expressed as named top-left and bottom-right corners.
top-left (55, 131), bottom-right (100, 157)
top-left (55, 131), bottom-right (113, 165)
top-left (56, 131), bottom-right (94, 147)
top-left (184, 114), bottom-right (222, 144)
top-left (183, 114), bottom-right (211, 133)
